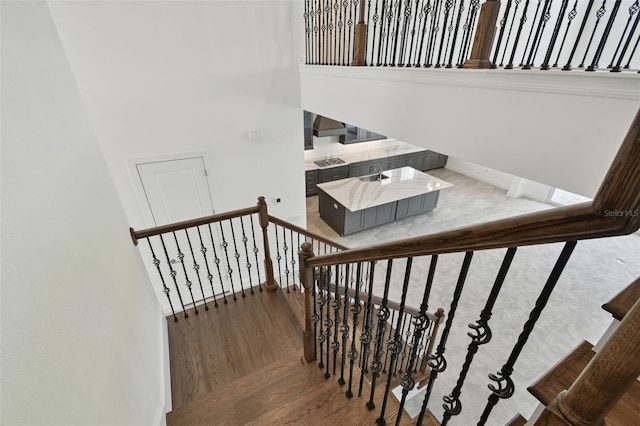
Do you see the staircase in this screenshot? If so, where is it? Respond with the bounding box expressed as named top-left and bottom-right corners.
top-left (165, 288), bottom-right (439, 425)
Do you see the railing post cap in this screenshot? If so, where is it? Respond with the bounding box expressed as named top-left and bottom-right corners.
top-left (257, 196), bottom-right (266, 205)
top-left (301, 242), bottom-right (314, 256)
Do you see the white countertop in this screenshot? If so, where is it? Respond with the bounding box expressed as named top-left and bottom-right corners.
top-left (305, 141), bottom-right (427, 171)
top-left (316, 167), bottom-right (454, 212)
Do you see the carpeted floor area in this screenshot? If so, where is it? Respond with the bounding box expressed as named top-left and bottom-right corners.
top-left (306, 168), bottom-right (640, 425)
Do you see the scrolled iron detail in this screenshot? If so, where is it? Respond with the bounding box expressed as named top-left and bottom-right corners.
top-left (467, 320), bottom-right (492, 345)
top-left (428, 353), bottom-right (447, 373)
top-left (488, 368), bottom-right (515, 399)
top-left (400, 373), bottom-right (416, 391)
top-left (442, 394), bottom-right (462, 416)
top-left (347, 348), bottom-right (358, 360)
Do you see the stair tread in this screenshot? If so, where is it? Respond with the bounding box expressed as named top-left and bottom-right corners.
top-left (528, 339), bottom-right (640, 425)
top-left (168, 352), bottom-right (439, 425)
top-left (602, 277), bottom-right (640, 321)
top-left (505, 413), bottom-right (527, 426)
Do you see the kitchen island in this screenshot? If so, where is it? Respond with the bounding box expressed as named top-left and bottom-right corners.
top-left (317, 167), bottom-right (453, 236)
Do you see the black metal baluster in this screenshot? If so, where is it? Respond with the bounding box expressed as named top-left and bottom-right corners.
top-left (290, 230), bottom-right (297, 293)
top-left (320, 0), bottom-right (326, 64)
top-left (441, 0), bottom-right (458, 67)
top-left (435, 0), bottom-right (454, 67)
top-left (425, 0), bottom-right (443, 66)
top-left (416, 251), bottom-right (474, 425)
top-left (315, 0), bottom-right (321, 64)
top-left (305, 0), bottom-right (310, 64)
top-left (477, 241), bottom-right (577, 425)
top-left (185, 229), bottom-right (208, 311)
top-left (358, 261), bottom-right (377, 396)
top-left (338, 0), bottom-right (345, 65)
top-left (274, 225), bottom-right (283, 285)
top-left (376, 258), bottom-right (413, 426)
top-left (530, 0), bottom-right (554, 65)
top-left (312, 266), bottom-right (319, 360)
top-left (541, 0), bottom-right (570, 69)
top-left (382, 0), bottom-right (395, 64)
top-left (445, 0), bottom-right (465, 67)
top-left (218, 222), bottom-right (237, 300)
top-left (491, 0), bottom-right (513, 68)
top-left (552, 0), bottom-right (578, 67)
top-left (349, 0), bottom-right (357, 64)
top-left (343, 0), bottom-right (350, 64)
top-left (416, 0), bottom-right (432, 66)
top-left (328, 0), bottom-right (334, 64)
top-left (457, 0), bottom-right (480, 67)
top-left (613, 3), bottom-right (640, 72)
top-left (296, 234), bottom-right (301, 291)
top-left (441, 248), bottom-right (517, 425)
top-left (382, 309), bottom-right (395, 374)
top-left (332, 264), bottom-right (342, 376)
top-left (318, 267), bottom-right (327, 370)
top-left (196, 226), bottom-right (218, 307)
top-left (408, 0), bottom-right (424, 65)
top-left (324, 267), bottom-right (333, 378)
top-left (207, 224), bottom-right (228, 304)
top-left (172, 231), bottom-right (198, 314)
top-left (397, 313), bottom-right (411, 374)
top-left (563, 0), bottom-right (594, 70)
top-left (579, 0), bottom-right (608, 68)
top-left (159, 234), bottom-right (188, 318)
top-left (282, 227), bottom-right (290, 289)
top-left (248, 215), bottom-right (263, 292)
top-left (609, 1), bottom-right (640, 69)
top-left (239, 217), bottom-right (254, 295)
top-left (367, 259), bottom-right (393, 410)
top-left (365, 0), bottom-right (373, 64)
top-left (338, 263), bottom-right (351, 385)
top-left (518, 0), bottom-right (541, 67)
top-left (390, 0), bottom-right (403, 65)
top-left (228, 219), bottom-right (246, 298)
top-left (587, 0), bottom-right (623, 71)
top-left (396, 255), bottom-right (438, 425)
top-left (506, 0), bottom-right (530, 69)
top-left (500, 1), bottom-right (521, 67)
top-left (404, 0), bottom-right (420, 65)
top-left (522, 0), bottom-right (551, 69)
top-left (397, 0), bottom-right (413, 65)
top-left (371, 0), bottom-right (381, 65)
top-left (345, 262), bottom-right (363, 398)
top-left (335, 0), bottom-right (342, 64)
top-left (623, 27), bottom-right (640, 69)
top-left (147, 238), bottom-right (177, 321)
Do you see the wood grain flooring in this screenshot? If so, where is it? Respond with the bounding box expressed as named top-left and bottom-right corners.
top-left (167, 288), bottom-right (303, 408)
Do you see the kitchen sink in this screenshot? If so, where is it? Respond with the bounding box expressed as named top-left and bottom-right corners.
top-left (359, 174), bottom-right (389, 182)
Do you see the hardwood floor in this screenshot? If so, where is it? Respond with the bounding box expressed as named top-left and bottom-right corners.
top-left (167, 288), bottom-right (303, 408)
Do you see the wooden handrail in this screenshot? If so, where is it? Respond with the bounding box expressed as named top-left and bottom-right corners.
top-left (305, 108), bottom-right (640, 268)
top-left (268, 215), bottom-right (350, 251)
top-left (130, 205), bottom-right (260, 245)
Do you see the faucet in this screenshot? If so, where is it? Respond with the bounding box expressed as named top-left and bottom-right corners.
top-left (374, 165), bottom-right (383, 181)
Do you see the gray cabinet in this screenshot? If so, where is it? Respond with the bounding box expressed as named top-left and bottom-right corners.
top-left (304, 111), bottom-right (313, 150)
top-left (381, 156), bottom-right (398, 171)
top-left (339, 126), bottom-right (386, 144)
top-left (319, 165), bottom-right (348, 183)
top-left (305, 170), bottom-right (319, 196)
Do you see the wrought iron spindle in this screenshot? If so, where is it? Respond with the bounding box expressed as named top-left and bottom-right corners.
top-left (218, 222), bottom-right (237, 300)
top-left (338, 263), bottom-right (351, 385)
top-left (440, 0), bottom-right (457, 67)
top-left (425, 0), bottom-right (443, 66)
top-left (435, 0), bottom-right (454, 67)
top-left (383, 0), bottom-right (395, 65)
top-left (147, 238), bottom-right (177, 321)
top-left (367, 259), bottom-right (393, 409)
top-left (228, 220), bottom-right (246, 297)
top-left (445, 0), bottom-right (465, 67)
top-left (312, 266), bottom-right (319, 360)
top-left (305, 0), bottom-right (311, 64)
top-left (172, 231), bottom-right (198, 313)
top-left (397, 312), bottom-right (411, 374)
top-left (612, 2), bottom-right (640, 71)
top-left (328, 0), bottom-right (334, 65)
top-left (290, 230), bottom-right (297, 292)
top-left (358, 261), bottom-right (377, 396)
top-left (405, 0), bottom-right (421, 65)
top-left (238, 217), bottom-right (254, 295)
top-left (185, 229), bottom-right (208, 311)
top-left (338, 0), bottom-right (345, 65)
top-left (396, 255), bottom-right (438, 424)
top-left (416, 251), bottom-right (474, 425)
top-left (587, 0), bottom-right (623, 71)
top-left (370, 0), bottom-right (381, 65)
top-left (315, 0), bottom-right (321, 64)
top-left (317, 267), bottom-right (327, 370)
top-left (159, 234), bottom-right (188, 317)
top-left (478, 242), bottom-right (577, 425)
top-left (376, 258), bottom-right (413, 425)
top-left (563, 0), bottom-right (595, 70)
top-left (390, 0), bottom-right (405, 65)
top-left (248, 215), bottom-right (262, 292)
top-left (366, 0), bottom-right (373, 64)
top-left (505, 0), bottom-right (530, 69)
top-left (343, 0), bottom-right (350, 64)
top-left (397, 0), bottom-right (413, 66)
top-left (501, 0), bottom-right (522, 67)
top-left (274, 225), bottom-right (283, 285)
top-left (335, 0), bottom-right (341, 64)
top-left (553, 0), bottom-right (578, 67)
top-left (491, 0), bottom-right (514, 68)
top-left (332, 264), bottom-right (342, 376)
top-left (282, 227), bottom-right (290, 288)
top-left (196, 226), bottom-right (218, 307)
top-left (207, 223), bottom-right (228, 304)
top-left (324, 267), bottom-right (333, 378)
top-left (349, 0), bottom-right (358, 64)
top-left (623, 25), bottom-right (640, 68)
top-left (416, 0), bottom-right (432, 66)
top-left (522, 0), bottom-right (552, 69)
top-left (345, 262), bottom-right (363, 398)
top-left (541, 0), bottom-right (570, 70)
top-left (609, 0), bottom-right (640, 70)
top-left (518, 0), bottom-right (542, 67)
top-left (457, 0), bottom-right (480, 67)
top-left (441, 248), bottom-right (517, 425)
top-left (579, 0), bottom-right (608, 68)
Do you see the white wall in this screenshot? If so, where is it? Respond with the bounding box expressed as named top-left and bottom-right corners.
top-left (48, 0), bottom-right (307, 229)
top-left (1, 2), bottom-right (166, 424)
top-left (300, 66), bottom-right (640, 198)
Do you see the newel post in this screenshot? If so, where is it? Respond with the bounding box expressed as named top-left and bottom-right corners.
top-left (257, 196), bottom-right (278, 291)
top-left (535, 295), bottom-right (640, 425)
top-left (351, 0), bottom-right (368, 66)
top-left (299, 242), bottom-right (317, 363)
top-left (463, 0), bottom-right (501, 69)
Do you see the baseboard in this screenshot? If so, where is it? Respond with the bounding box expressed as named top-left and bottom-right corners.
top-left (445, 159), bottom-right (513, 190)
top-left (155, 312), bottom-right (171, 426)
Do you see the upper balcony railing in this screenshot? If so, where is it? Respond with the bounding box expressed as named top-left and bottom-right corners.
top-left (303, 0), bottom-right (640, 72)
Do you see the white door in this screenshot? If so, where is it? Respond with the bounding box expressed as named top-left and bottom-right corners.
top-left (136, 156), bottom-right (214, 226)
